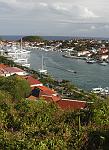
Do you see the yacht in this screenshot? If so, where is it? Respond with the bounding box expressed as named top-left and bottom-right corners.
top-left (91, 87), bottom-right (109, 95)
top-left (6, 39), bottom-right (31, 68)
top-left (22, 63), bottom-right (30, 68)
top-left (91, 87), bottom-right (104, 94)
top-left (86, 58), bottom-right (96, 64)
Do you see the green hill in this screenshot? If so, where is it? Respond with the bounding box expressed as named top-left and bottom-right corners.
top-left (22, 36), bottom-right (44, 42)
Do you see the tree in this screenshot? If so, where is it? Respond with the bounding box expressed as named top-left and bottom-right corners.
top-left (0, 75), bottom-right (31, 100)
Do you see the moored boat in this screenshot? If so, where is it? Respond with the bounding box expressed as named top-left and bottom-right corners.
top-left (39, 55), bottom-right (47, 75)
top-left (86, 59), bottom-right (96, 64)
top-left (99, 61), bottom-right (108, 66)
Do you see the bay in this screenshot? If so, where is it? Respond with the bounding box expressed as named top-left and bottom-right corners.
top-left (29, 50), bottom-right (109, 91)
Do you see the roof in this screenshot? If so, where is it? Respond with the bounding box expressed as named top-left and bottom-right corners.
top-left (56, 99), bottom-right (87, 110)
top-left (27, 95), bottom-right (37, 101)
top-left (40, 95), bottom-right (61, 102)
top-left (0, 68), bottom-right (9, 75)
top-left (5, 67), bottom-right (24, 73)
top-left (37, 86), bottom-right (56, 95)
top-left (0, 64), bottom-right (7, 68)
top-left (23, 76), bottom-right (43, 87)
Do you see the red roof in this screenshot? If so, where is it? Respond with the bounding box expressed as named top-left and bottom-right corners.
top-left (36, 86), bottom-right (61, 102)
top-left (38, 86), bottom-right (56, 95)
top-left (56, 99), bottom-right (86, 110)
top-left (0, 64), bottom-right (7, 68)
top-left (0, 68), bottom-right (8, 74)
top-left (23, 76), bottom-right (43, 86)
top-left (41, 95), bottom-right (61, 102)
top-left (5, 67), bottom-right (24, 73)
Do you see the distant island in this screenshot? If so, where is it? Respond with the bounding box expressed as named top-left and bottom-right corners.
top-left (22, 35), bottom-right (44, 42)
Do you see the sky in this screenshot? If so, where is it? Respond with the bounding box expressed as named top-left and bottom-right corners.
top-left (0, 0), bottom-right (109, 37)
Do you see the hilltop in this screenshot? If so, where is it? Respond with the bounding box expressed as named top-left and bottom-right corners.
top-left (22, 35), bottom-right (44, 42)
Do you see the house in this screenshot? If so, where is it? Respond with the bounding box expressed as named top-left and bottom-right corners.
top-left (100, 54), bottom-right (109, 61)
top-left (22, 76), bottom-right (61, 102)
top-left (23, 76), bottom-right (43, 88)
top-left (100, 48), bottom-right (108, 54)
top-left (0, 64), bottom-right (7, 69)
top-left (0, 68), bottom-right (9, 76)
top-left (4, 67), bottom-right (28, 76)
top-left (56, 99), bottom-right (87, 110)
top-left (31, 85), bottom-right (61, 102)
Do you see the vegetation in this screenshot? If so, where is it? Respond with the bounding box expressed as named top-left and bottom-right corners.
top-left (0, 75), bottom-right (31, 100)
top-left (0, 56), bottom-right (109, 149)
top-left (22, 36), bottom-right (44, 42)
top-left (0, 89), bottom-right (109, 149)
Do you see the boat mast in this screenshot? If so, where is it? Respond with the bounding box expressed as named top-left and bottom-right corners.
top-left (41, 54), bottom-right (44, 70)
top-left (20, 38), bottom-right (22, 50)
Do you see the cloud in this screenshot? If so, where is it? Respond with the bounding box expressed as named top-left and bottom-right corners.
top-left (82, 7), bottom-right (98, 18)
top-left (39, 2), bottom-right (48, 7)
top-left (103, 25), bottom-right (109, 29)
top-left (43, 3), bottom-right (98, 20)
top-left (90, 25), bottom-right (96, 30)
top-left (0, 1), bottom-right (100, 21)
top-left (0, 0), bottom-right (108, 36)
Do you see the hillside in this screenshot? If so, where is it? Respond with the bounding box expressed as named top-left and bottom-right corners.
top-left (0, 56), bottom-right (109, 149)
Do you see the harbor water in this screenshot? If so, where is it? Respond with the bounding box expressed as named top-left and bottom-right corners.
top-left (29, 50), bottom-right (109, 91)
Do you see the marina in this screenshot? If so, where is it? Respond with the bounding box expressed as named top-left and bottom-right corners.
top-left (2, 39), bottom-right (31, 67)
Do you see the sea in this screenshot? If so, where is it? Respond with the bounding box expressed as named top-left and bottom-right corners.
top-left (1, 35), bottom-right (109, 91)
top-left (0, 35), bottom-right (109, 41)
top-left (29, 50), bottom-right (109, 91)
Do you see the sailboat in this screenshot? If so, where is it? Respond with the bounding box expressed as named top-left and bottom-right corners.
top-left (39, 55), bottom-right (47, 74)
top-left (12, 38), bottom-right (31, 67)
top-left (20, 38), bottom-right (31, 54)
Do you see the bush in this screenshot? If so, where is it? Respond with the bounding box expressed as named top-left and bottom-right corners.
top-left (0, 75), bottom-right (31, 100)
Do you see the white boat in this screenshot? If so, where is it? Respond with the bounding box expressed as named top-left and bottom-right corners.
top-left (67, 69), bottom-right (77, 73)
top-left (39, 55), bottom-right (47, 75)
top-left (86, 58), bottom-right (96, 64)
top-left (22, 63), bottom-right (30, 68)
top-left (20, 38), bottom-right (31, 54)
top-left (7, 48), bottom-right (30, 59)
top-left (91, 87), bottom-right (109, 95)
top-left (14, 58), bottom-right (28, 64)
top-left (102, 87), bottom-right (109, 94)
top-left (6, 38), bottom-right (31, 68)
top-left (91, 87), bottom-right (104, 94)
top-left (99, 62), bottom-right (108, 66)
top-left (7, 39), bottom-right (30, 58)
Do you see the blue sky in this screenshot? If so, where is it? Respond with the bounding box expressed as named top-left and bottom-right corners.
top-left (0, 0), bottom-right (109, 37)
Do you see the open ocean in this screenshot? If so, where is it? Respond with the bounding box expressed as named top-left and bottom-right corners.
top-left (0, 35), bottom-right (109, 41)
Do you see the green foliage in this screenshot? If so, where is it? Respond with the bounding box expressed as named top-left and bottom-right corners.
top-left (0, 56), bottom-right (16, 66)
top-left (0, 59), bottom-right (109, 149)
top-left (22, 36), bottom-right (44, 42)
top-left (0, 75), bottom-right (31, 100)
top-left (0, 96), bottom-right (87, 150)
top-left (89, 99), bottom-right (109, 126)
top-left (0, 91), bottom-right (109, 149)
